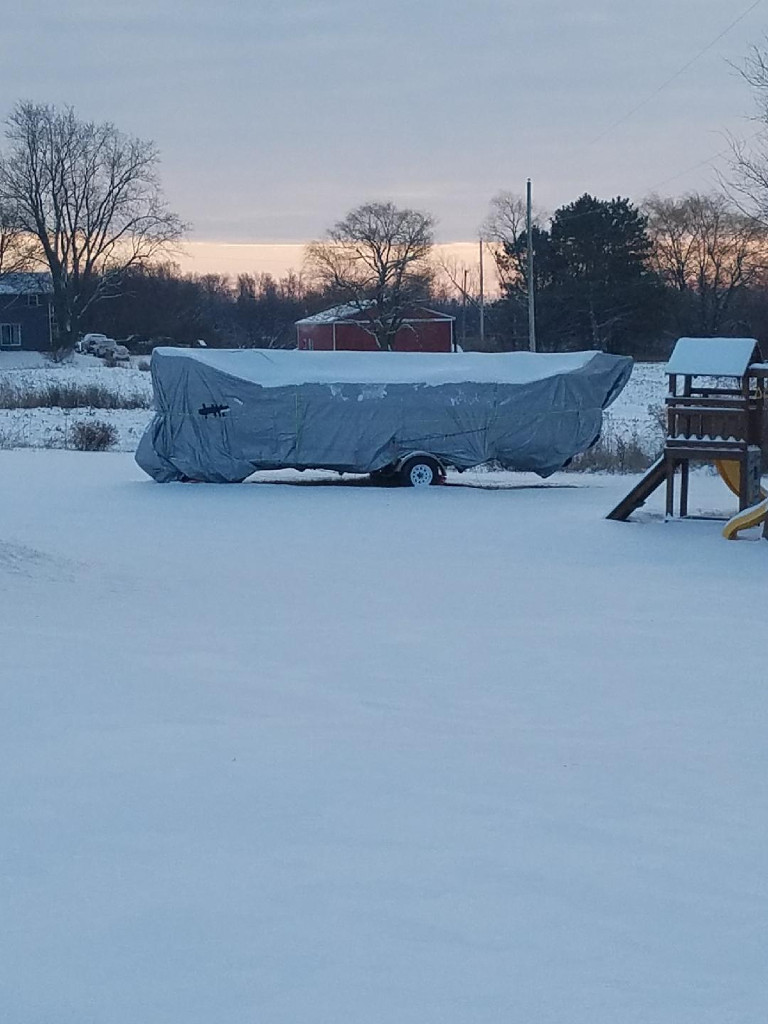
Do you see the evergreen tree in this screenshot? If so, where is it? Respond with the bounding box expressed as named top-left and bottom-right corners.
top-left (543, 194), bottom-right (665, 354)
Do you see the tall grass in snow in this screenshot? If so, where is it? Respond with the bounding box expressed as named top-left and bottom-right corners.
top-left (0, 382), bottom-right (151, 410)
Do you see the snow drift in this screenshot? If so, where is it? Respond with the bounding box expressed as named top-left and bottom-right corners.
top-left (136, 347), bottom-right (633, 482)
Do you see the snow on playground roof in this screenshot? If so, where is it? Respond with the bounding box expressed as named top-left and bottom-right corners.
top-left (665, 337), bottom-right (762, 377)
top-left (153, 347), bottom-right (602, 388)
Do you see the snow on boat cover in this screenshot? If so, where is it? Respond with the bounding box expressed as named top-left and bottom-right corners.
top-left (136, 347), bottom-right (633, 483)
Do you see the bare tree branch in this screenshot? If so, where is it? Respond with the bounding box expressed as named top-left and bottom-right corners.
top-left (0, 199), bottom-right (34, 277)
top-left (724, 46), bottom-right (768, 222)
top-left (482, 191), bottom-right (544, 290)
top-left (644, 191), bottom-right (768, 333)
top-left (0, 101), bottom-right (185, 349)
top-left (305, 201), bottom-right (435, 350)
top-left (434, 253), bottom-right (480, 306)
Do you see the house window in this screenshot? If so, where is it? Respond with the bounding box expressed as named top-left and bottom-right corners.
top-left (0, 324), bottom-right (22, 348)
top-left (27, 293), bottom-right (41, 307)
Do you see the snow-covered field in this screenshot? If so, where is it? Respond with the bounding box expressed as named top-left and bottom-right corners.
top-left (0, 406), bottom-right (151, 451)
top-left (2, 451), bottom-right (766, 1024)
top-left (0, 352), bottom-right (152, 450)
top-left (0, 350), bottom-right (152, 398)
top-left (0, 349), bottom-right (152, 392)
top-left (0, 352), bottom-right (667, 453)
top-left (603, 360), bottom-right (665, 447)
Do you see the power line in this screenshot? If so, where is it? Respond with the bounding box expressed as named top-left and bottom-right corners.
top-left (645, 127), bottom-right (765, 192)
top-left (588, 0), bottom-right (764, 147)
top-left (645, 144), bottom-right (732, 193)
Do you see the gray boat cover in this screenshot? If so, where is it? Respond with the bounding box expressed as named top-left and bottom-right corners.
top-left (136, 347), bottom-right (633, 482)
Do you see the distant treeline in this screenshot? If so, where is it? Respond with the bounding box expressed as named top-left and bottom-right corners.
top-left (5, 101), bottom-right (768, 360)
top-left (84, 191), bottom-right (768, 361)
top-left (85, 265), bottom-right (329, 353)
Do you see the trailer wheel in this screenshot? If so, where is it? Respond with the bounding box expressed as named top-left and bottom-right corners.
top-left (400, 455), bottom-right (441, 487)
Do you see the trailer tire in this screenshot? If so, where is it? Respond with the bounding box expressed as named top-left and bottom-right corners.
top-left (400, 455), bottom-right (441, 487)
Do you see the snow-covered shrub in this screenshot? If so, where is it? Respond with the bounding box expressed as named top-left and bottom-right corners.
top-left (567, 430), bottom-right (657, 474)
top-left (648, 402), bottom-right (666, 438)
top-left (43, 347), bottom-right (74, 365)
top-left (0, 425), bottom-right (31, 449)
top-left (70, 420), bottom-right (118, 451)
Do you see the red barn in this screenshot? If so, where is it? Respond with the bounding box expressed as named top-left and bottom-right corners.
top-left (296, 303), bottom-right (455, 352)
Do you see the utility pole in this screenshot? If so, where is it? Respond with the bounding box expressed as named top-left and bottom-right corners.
top-left (479, 237), bottom-right (485, 348)
top-left (526, 177), bottom-right (536, 352)
top-left (461, 268), bottom-right (468, 350)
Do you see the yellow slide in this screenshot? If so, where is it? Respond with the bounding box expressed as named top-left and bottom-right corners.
top-left (715, 459), bottom-right (767, 500)
top-left (723, 497), bottom-right (768, 539)
top-left (716, 460), bottom-right (768, 538)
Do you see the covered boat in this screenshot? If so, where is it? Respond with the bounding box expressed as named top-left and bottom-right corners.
top-left (135, 347), bottom-right (632, 483)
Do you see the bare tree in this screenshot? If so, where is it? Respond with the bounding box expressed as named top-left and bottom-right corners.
top-left (434, 252), bottom-right (482, 349)
top-left (235, 271), bottom-right (313, 348)
top-left (729, 46), bottom-right (768, 218)
top-left (305, 201), bottom-right (435, 350)
top-left (0, 102), bottom-right (184, 350)
top-left (0, 199), bottom-right (31, 278)
top-left (435, 252), bottom-right (480, 301)
top-left (483, 191), bottom-right (528, 244)
top-left (482, 191), bottom-right (542, 289)
top-left (645, 191), bottom-right (768, 334)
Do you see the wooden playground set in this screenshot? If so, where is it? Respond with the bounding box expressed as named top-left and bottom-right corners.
top-left (607, 337), bottom-right (768, 539)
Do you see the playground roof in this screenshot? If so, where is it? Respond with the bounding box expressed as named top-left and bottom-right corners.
top-left (665, 337), bottom-right (762, 377)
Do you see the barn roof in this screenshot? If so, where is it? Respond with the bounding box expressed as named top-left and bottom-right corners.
top-left (0, 272), bottom-right (54, 296)
top-left (296, 303), bottom-right (454, 325)
top-left (665, 337), bottom-right (763, 377)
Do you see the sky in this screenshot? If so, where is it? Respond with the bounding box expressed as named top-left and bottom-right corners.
top-left (0, 0), bottom-right (766, 274)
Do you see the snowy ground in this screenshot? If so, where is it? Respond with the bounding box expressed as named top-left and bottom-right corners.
top-left (2, 451), bottom-right (766, 1024)
top-left (0, 352), bottom-right (152, 450)
top-left (0, 407), bottom-right (151, 451)
top-left (0, 349), bottom-right (152, 397)
top-left (0, 352), bottom-right (667, 453)
top-left (603, 360), bottom-right (665, 448)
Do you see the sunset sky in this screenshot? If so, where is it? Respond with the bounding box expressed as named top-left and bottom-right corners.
top-left (0, 0), bottom-right (766, 276)
top-left (175, 241), bottom-right (485, 281)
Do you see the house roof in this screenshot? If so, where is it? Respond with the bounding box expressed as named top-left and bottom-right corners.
top-left (665, 337), bottom-right (763, 377)
top-left (296, 302), bottom-right (454, 325)
top-left (0, 272), bottom-right (54, 296)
